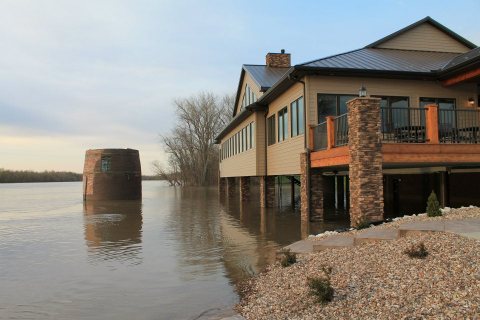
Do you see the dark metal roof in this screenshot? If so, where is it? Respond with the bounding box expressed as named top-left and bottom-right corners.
top-left (366, 16), bottom-right (477, 50)
top-left (299, 48), bottom-right (459, 73)
top-left (243, 65), bottom-right (290, 91)
top-left (441, 47), bottom-right (480, 71)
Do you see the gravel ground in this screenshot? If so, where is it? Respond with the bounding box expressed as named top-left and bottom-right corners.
top-left (310, 206), bottom-right (480, 240)
top-left (236, 208), bottom-right (480, 319)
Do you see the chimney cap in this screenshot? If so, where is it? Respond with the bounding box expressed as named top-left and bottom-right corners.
top-left (281, 49), bottom-right (285, 54)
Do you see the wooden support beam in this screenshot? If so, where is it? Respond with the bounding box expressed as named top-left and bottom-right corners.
top-left (425, 104), bottom-right (439, 144)
top-left (442, 67), bottom-right (480, 87)
top-left (326, 116), bottom-right (335, 150)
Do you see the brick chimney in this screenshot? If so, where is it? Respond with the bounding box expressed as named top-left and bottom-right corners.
top-left (266, 49), bottom-right (291, 68)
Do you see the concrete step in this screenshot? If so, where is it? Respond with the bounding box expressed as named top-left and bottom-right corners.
top-left (353, 228), bottom-right (400, 245)
top-left (283, 239), bottom-right (313, 254)
top-left (313, 235), bottom-right (355, 251)
top-left (398, 220), bottom-right (445, 237)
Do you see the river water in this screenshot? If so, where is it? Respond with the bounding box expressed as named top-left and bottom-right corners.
top-left (0, 181), bottom-right (348, 319)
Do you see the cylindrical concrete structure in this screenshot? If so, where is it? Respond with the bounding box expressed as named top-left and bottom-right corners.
top-left (83, 149), bottom-right (142, 201)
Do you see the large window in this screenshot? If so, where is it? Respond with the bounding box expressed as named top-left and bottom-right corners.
top-left (420, 97), bottom-right (456, 130)
top-left (375, 96), bottom-right (410, 131)
top-left (241, 84), bottom-right (257, 110)
top-left (267, 115), bottom-right (276, 146)
top-left (278, 107), bottom-right (288, 142)
top-left (317, 94), bottom-right (356, 123)
top-left (291, 96), bottom-right (304, 137)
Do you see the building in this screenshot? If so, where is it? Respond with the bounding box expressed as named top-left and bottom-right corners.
top-left (215, 17), bottom-right (480, 227)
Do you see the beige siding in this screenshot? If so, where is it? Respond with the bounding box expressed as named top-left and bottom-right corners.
top-left (266, 82), bottom-right (305, 175)
top-left (234, 72), bottom-right (263, 116)
top-left (376, 23), bottom-right (470, 53)
top-left (307, 75), bottom-right (477, 127)
top-left (219, 113), bottom-right (257, 177)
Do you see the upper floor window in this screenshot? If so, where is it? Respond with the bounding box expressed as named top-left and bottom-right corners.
top-left (278, 107), bottom-right (288, 142)
top-left (267, 115), bottom-right (276, 146)
top-left (421, 97), bottom-right (456, 130)
top-left (101, 156), bottom-right (111, 172)
top-left (291, 96), bottom-right (305, 137)
top-left (375, 96), bottom-right (410, 131)
top-left (241, 84), bottom-right (257, 110)
top-left (317, 94), bottom-right (356, 123)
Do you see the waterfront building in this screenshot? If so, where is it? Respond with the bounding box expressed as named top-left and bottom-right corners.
top-left (215, 17), bottom-right (480, 226)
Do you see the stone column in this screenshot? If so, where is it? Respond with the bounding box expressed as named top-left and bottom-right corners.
top-left (300, 152), bottom-right (310, 221)
top-left (347, 97), bottom-right (384, 227)
top-left (240, 176), bottom-right (250, 201)
top-left (219, 177), bottom-right (226, 196)
top-left (227, 177), bottom-right (236, 198)
top-left (310, 169), bottom-right (325, 221)
top-left (260, 176), bottom-right (275, 207)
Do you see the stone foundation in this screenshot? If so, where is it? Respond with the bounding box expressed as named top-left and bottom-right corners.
top-left (310, 169), bottom-right (325, 221)
top-left (227, 177), bottom-right (236, 198)
top-left (240, 176), bottom-right (250, 201)
top-left (300, 153), bottom-right (310, 221)
top-left (260, 176), bottom-right (275, 208)
top-left (347, 97), bottom-right (384, 227)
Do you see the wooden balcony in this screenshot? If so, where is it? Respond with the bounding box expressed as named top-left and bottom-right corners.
top-left (310, 105), bottom-right (480, 169)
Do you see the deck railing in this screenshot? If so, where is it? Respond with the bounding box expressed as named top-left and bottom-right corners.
top-left (310, 105), bottom-right (480, 152)
top-left (381, 107), bottom-right (426, 143)
top-left (334, 113), bottom-right (349, 147)
top-left (438, 109), bottom-right (480, 144)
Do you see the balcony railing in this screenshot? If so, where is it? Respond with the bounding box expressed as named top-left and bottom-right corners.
top-left (381, 107), bottom-right (426, 143)
top-left (334, 113), bottom-right (349, 147)
top-left (438, 109), bottom-right (480, 144)
top-left (310, 105), bottom-right (480, 152)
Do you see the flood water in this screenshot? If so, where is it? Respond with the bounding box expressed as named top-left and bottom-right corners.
top-left (0, 181), bottom-right (348, 319)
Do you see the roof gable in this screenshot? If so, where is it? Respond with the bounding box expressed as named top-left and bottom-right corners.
top-left (367, 17), bottom-right (475, 53)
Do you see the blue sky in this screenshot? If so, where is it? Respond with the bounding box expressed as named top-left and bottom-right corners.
top-left (1, 0), bottom-right (479, 174)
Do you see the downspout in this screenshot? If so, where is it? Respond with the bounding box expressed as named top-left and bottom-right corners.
top-left (288, 73), bottom-right (311, 219)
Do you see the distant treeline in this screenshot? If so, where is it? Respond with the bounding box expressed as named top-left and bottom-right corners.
top-left (0, 169), bottom-right (82, 183)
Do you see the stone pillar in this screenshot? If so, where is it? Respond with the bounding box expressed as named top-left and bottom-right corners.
top-left (300, 152), bottom-right (310, 221)
top-left (347, 97), bottom-right (384, 227)
top-left (240, 176), bottom-right (250, 201)
top-left (227, 177), bottom-right (236, 198)
top-left (260, 176), bottom-right (275, 208)
top-left (310, 169), bottom-right (325, 221)
top-left (219, 177), bottom-right (227, 196)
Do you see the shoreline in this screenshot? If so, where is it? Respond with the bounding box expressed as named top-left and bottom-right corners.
top-left (236, 207), bottom-right (480, 319)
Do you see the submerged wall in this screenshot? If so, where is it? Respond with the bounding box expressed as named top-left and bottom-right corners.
top-left (83, 149), bottom-right (142, 200)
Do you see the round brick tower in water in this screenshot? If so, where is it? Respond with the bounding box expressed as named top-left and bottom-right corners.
top-left (83, 149), bottom-right (142, 201)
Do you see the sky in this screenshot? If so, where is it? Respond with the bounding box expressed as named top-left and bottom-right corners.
top-left (1, 0), bottom-right (479, 175)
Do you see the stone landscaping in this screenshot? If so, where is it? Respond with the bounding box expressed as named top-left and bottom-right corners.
top-left (236, 207), bottom-right (480, 319)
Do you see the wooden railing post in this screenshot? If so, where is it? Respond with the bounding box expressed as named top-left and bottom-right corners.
top-left (309, 125), bottom-right (315, 151)
top-left (326, 116), bottom-right (335, 149)
top-left (425, 104), bottom-right (439, 144)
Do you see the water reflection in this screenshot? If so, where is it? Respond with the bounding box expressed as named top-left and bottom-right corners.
top-left (83, 200), bottom-right (143, 265)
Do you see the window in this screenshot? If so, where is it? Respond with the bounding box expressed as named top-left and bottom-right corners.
top-left (375, 96), bottom-right (410, 131)
top-left (420, 97), bottom-right (456, 130)
top-left (267, 115), bottom-right (276, 146)
top-left (291, 96), bottom-right (305, 137)
top-left (241, 84), bottom-right (257, 110)
top-left (278, 107), bottom-right (288, 142)
top-left (101, 156), bottom-right (111, 172)
top-left (317, 94), bottom-right (356, 123)
top-left (251, 122), bottom-right (255, 148)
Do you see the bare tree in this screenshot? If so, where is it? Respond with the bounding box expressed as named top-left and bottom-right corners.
top-left (158, 92), bottom-right (233, 186)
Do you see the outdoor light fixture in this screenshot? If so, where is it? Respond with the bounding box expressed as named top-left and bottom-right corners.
top-left (359, 84), bottom-right (367, 97)
top-left (468, 97), bottom-right (475, 106)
